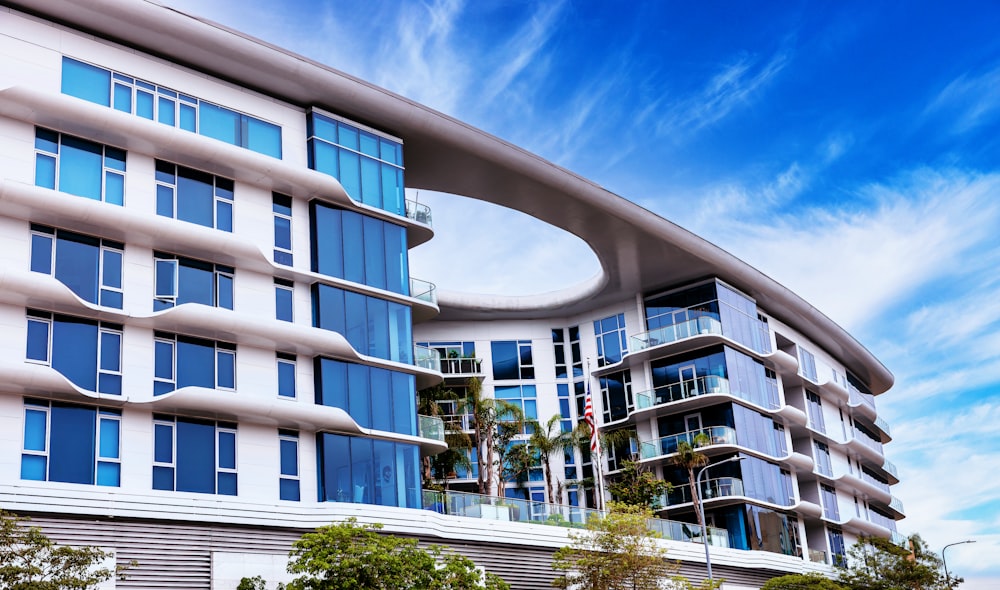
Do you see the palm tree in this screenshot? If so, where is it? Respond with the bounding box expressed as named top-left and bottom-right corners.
top-left (493, 405), bottom-right (526, 498)
top-left (463, 377), bottom-right (525, 496)
top-left (528, 415), bottom-right (578, 504)
top-left (669, 433), bottom-right (710, 533)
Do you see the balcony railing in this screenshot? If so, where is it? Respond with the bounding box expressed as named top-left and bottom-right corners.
top-left (808, 549), bottom-right (828, 564)
top-left (889, 496), bottom-right (905, 514)
top-left (848, 384), bottom-right (877, 413)
top-left (858, 470), bottom-right (891, 494)
top-left (664, 477), bottom-right (744, 506)
top-left (409, 277), bottom-right (437, 305)
top-left (418, 415), bottom-right (445, 442)
top-left (868, 510), bottom-right (897, 531)
top-left (421, 489), bottom-right (729, 546)
top-left (640, 426), bottom-right (737, 460)
top-left (851, 428), bottom-right (884, 456)
top-left (629, 316), bottom-right (723, 353)
top-left (634, 376), bottom-right (731, 411)
top-left (439, 357), bottom-right (484, 376)
top-left (882, 459), bottom-right (899, 479)
top-left (874, 415), bottom-right (892, 438)
top-left (890, 530), bottom-right (908, 547)
top-left (405, 199), bottom-right (433, 226)
top-left (414, 345), bottom-right (441, 371)
top-left (439, 412), bottom-right (474, 432)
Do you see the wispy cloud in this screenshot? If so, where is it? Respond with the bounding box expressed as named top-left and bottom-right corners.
top-left (925, 63), bottom-right (1000, 135)
top-left (652, 51), bottom-right (790, 140)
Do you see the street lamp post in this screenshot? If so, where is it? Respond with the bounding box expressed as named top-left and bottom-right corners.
top-left (696, 455), bottom-right (744, 586)
top-left (942, 539), bottom-right (975, 588)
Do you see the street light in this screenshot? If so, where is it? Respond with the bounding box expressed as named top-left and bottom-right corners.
top-left (942, 539), bottom-right (975, 588)
top-left (696, 455), bottom-right (744, 586)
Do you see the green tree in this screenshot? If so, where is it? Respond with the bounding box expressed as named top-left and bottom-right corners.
top-left (668, 434), bottom-right (710, 532)
top-left (285, 518), bottom-right (509, 590)
top-left (0, 510), bottom-right (124, 590)
top-left (528, 414), bottom-right (578, 504)
top-left (608, 460), bottom-right (670, 509)
top-left (551, 502), bottom-right (680, 590)
top-left (418, 383), bottom-right (474, 489)
top-left (762, 573), bottom-right (845, 590)
top-left (493, 405), bottom-right (526, 497)
top-left (837, 534), bottom-right (952, 590)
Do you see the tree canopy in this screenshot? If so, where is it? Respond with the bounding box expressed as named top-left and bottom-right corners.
top-left (608, 460), bottom-right (671, 509)
top-left (0, 510), bottom-right (121, 590)
top-left (837, 534), bottom-right (953, 590)
top-left (285, 518), bottom-right (509, 590)
top-left (762, 573), bottom-right (845, 590)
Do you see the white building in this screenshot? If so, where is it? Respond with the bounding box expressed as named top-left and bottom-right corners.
top-left (0, 1), bottom-right (901, 588)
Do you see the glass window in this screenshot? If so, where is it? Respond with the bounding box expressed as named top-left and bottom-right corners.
top-left (315, 357), bottom-right (416, 436)
top-left (200, 102), bottom-right (282, 158)
top-left (799, 347), bottom-right (818, 382)
top-left (311, 284), bottom-right (413, 364)
top-left (25, 311), bottom-right (122, 395)
top-left (279, 430), bottom-right (300, 501)
top-left (30, 225), bottom-right (124, 309)
top-left (153, 415), bottom-right (237, 495)
top-left (277, 354), bottom-right (296, 398)
top-left (599, 370), bottom-right (632, 423)
top-left (153, 252), bottom-right (234, 310)
top-left (155, 161), bottom-right (234, 231)
top-left (491, 340), bottom-right (533, 380)
top-left (307, 112), bottom-right (405, 216)
top-left (806, 391), bottom-right (826, 433)
top-left (34, 128), bottom-right (125, 205)
top-left (310, 202), bottom-right (409, 295)
top-left (317, 433), bottom-right (420, 508)
top-left (21, 400), bottom-right (120, 486)
top-left (494, 384), bottom-right (538, 434)
top-left (275, 279), bottom-right (293, 322)
top-left (61, 58), bottom-right (111, 106)
top-left (153, 333), bottom-right (236, 395)
top-left (273, 193), bottom-right (293, 265)
top-left (821, 484), bottom-right (840, 520)
top-left (594, 313), bottom-right (628, 367)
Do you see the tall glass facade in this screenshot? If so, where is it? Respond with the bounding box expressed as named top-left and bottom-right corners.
top-left (649, 346), bottom-right (779, 409)
top-left (310, 202), bottom-right (409, 295)
top-left (311, 284), bottom-right (413, 364)
top-left (314, 357), bottom-right (416, 435)
top-left (316, 433), bottom-right (421, 508)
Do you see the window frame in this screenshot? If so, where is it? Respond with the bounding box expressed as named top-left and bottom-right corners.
top-left (21, 399), bottom-right (121, 487)
top-left (277, 353), bottom-right (297, 399)
top-left (154, 160), bottom-right (235, 232)
top-left (275, 278), bottom-right (294, 322)
top-left (153, 253), bottom-right (234, 310)
top-left (34, 127), bottom-right (125, 205)
top-left (153, 333), bottom-right (236, 395)
top-left (278, 429), bottom-right (300, 501)
top-left (273, 192), bottom-right (293, 265)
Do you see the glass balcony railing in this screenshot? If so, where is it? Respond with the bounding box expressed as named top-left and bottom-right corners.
top-left (851, 428), bottom-right (884, 456)
top-left (640, 426), bottom-right (737, 460)
top-left (634, 376), bottom-right (731, 411)
top-left (409, 277), bottom-right (437, 305)
top-left (439, 412), bottom-right (474, 432)
top-left (848, 384), bottom-right (877, 413)
top-left (629, 316), bottom-right (723, 353)
top-left (405, 199), bottom-right (433, 226)
top-left (890, 530), bottom-right (908, 547)
top-left (414, 345), bottom-right (441, 371)
top-left (858, 470), bottom-right (891, 494)
top-left (868, 510), bottom-right (897, 531)
top-left (889, 496), bottom-right (905, 514)
top-left (882, 458), bottom-right (899, 479)
top-left (875, 415), bottom-right (892, 438)
top-left (663, 477), bottom-right (744, 506)
top-left (418, 415), bottom-right (445, 441)
top-left (439, 357), bottom-right (484, 376)
top-left (421, 489), bottom-right (729, 546)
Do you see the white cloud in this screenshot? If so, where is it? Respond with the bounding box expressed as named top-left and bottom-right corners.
top-left (925, 63), bottom-right (1000, 135)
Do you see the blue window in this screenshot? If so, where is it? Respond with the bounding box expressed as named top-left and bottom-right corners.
top-left (26, 311), bottom-right (122, 395)
top-left (594, 313), bottom-right (627, 367)
top-left (317, 433), bottom-right (420, 508)
top-left (309, 202), bottom-right (410, 295)
top-left (828, 528), bottom-right (846, 567)
top-left (314, 357), bottom-right (416, 435)
top-left (491, 340), bottom-right (534, 380)
top-left (277, 353), bottom-right (296, 398)
top-left (30, 225), bottom-right (124, 309)
top-left (273, 193), bottom-right (293, 265)
top-left (311, 284), bottom-right (413, 364)
top-left (494, 385), bottom-right (538, 434)
top-left (821, 484), bottom-right (840, 520)
top-left (806, 391), bottom-right (826, 433)
top-left (307, 111), bottom-right (404, 216)
top-left (279, 430), bottom-right (300, 501)
top-left (153, 253), bottom-right (234, 311)
top-left (61, 57), bottom-right (281, 159)
top-left (275, 279), bottom-right (293, 322)
top-left (799, 347), bottom-right (818, 382)
top-left (153, 415), bottom-right (237, 495)
top-left (153, 332), bottom-right (236, 395)
top-left (21, 399), bottom-right (121, 486)
top-left (557, 383), bottom-right (574, 433)
top-left (155, 160), bottom-right (234, 231)
top-left (599, 370), bottom-right (632, 423)
top-left (34, 128), bottom-right (125, 205)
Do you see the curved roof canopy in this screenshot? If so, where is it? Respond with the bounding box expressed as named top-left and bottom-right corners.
top-left (10, 0), bottom-right (893, 393)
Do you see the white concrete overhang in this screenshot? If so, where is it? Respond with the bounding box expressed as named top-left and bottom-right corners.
top-left (4, 0), bottom-right (894, 394)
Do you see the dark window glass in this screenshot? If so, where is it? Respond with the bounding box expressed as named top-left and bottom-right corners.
top-left (51, 316), bottom-right (99, 391)
top-left (278, 356), bottom-right (296, 398)
top-left (275, 283), bottom-right (293, 322)
top-left (311, 284), bottom-right (412, 364)
top-left (177, 337), bottom-right (215, 389)
top-left (48, 404), bottom-right (96, 484)
top-left (176, 419), bottom-right (215, 493)
top-left (315, 357), bottom-right (416, 436)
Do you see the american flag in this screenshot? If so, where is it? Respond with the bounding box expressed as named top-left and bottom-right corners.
top-left (584, 382), bottom-right (598, 453)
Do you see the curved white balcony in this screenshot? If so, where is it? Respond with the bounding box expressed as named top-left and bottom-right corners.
top-left (0, 86), bottom-right (433, 247)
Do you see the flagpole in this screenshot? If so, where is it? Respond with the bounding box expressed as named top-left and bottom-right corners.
top-left (585, 360), bottom-right (605, 511)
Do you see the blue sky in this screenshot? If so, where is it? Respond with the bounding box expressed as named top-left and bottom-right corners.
top-left (166, 0), bottom-right (1000, 585)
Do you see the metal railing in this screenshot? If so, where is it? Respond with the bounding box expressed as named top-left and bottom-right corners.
top-left (868, 510), bottom-right (897, 531)
top-left (634, 376), bottom-right (731, 410)
top-left (629, 316), bottom-right (723, 353)
top-left (438, 412), bottom-right (474, 432)
top-left (405, 199), bottom-right (433, 226)
top-left (851, 427), bottom-right (884, 456)
top-left (439, 357), bottom-right (484, 376)
top-left (874, 415), bottom-right (892, 438)
top-left (663, 477), bottom-right (744, 506)
top-left (858, 470), bottom-right (891, 494)
top-left (421, 489), bottom-right (729, 547)
top-left (848, 384), bottom-right (877, 413)
top-left (889, 496), bottom-right (905, 514)
top-left (640, 426), bottom-right (737, 460)
top-left (890, 530), bottom-right (908, 547)
top-left (418, 415), bottom-right (445, 441)
top-left (409, 277), bottom-right (437, 305)
top-left (414, 345), bottom-right (441, 371)
top-left (881, 458), bottom-right (899, 479)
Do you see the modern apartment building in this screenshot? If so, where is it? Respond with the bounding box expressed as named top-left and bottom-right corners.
top-left (0, 1), bottom-right (901, 588)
